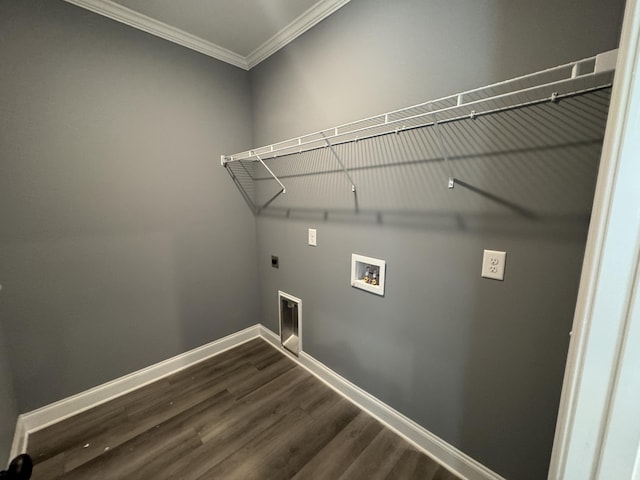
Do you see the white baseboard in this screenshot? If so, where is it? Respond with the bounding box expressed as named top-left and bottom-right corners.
top-left (10, 324), bottom-right (261, 460)
top-left (10, 323), bottom-right (504, 480)
top-left (8, 421), bottom-right (25, 467)
top-left (259, 325), bottom-right (505, 480)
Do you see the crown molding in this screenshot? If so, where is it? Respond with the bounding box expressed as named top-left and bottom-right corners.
top-left (64, 0), bottom-right (351, 70)
top-left (246, 0), bottom-right (352, 69)
top-left (64, 0), bottom-right (249, 69)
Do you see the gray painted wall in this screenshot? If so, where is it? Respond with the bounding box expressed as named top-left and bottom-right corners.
top-left (249, 1), bottom-right (625, 479)
top-left (0, 1), bottom-right (258, 413)
top-left (0, 323), bottom-right (18, 466)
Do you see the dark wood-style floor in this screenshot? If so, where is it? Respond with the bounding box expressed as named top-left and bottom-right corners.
top-left (27, 338), bottom-right (461, 479)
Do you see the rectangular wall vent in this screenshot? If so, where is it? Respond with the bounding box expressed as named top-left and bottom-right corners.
top-left (278, 291), bottom-right (301, 356)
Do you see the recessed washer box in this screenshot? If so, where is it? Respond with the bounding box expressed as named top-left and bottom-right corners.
top-left (351, 254), bottom-right (386, 296)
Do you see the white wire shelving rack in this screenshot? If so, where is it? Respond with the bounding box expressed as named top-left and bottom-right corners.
top-left (222, 49), bottom-right (617, 209)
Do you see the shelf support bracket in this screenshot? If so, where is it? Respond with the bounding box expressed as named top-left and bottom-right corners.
top-left (429, 105), bottom-right (456, 189)
top-left (253, 152), bottom-right (286, 194)
top-left (320, 133), bottom-right (357, 193)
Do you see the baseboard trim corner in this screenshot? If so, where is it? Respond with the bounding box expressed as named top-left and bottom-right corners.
top-left (9, 324), bottom-right (262, 459)
top-left (8, 418), bottom-right (26, 464)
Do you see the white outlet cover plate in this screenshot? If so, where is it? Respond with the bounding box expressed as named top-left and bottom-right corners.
top-left (308, 228), bottom-right (317, 246)
top-left (482, 249), bottom-right (506, 281)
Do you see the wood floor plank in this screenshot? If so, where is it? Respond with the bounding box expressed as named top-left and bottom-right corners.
top-left (29, 451), bottom-right (65, 480)
top-left (161, 379), bottom-right (318, 480)
top-left (298, 380), bottom-right (342, 419)
top-left (227, 355), bottom-right (297, 399)
top-left (43, 371), bottom-right (235, 474)
top-left (247, 344), bottom-right (288, 369)
top-left (337, 427), bottom-right (411, 480)
top-left (291, 411), bottom-right (385, 480)
top-left (255, 397), bottom-right (361, 479)
top-left (231, 363), bottom-right (310, 408)
top-left (61, 425), bottom-right (201, 480)
top-left (160, 371), bottom-right (321, 480)
top-left (125, 363), bottom-right (247, 421)
top-left (27, 338), bottom-right (463, 480)
top-left (433, 465), bottom-right (464, 480)
top-left (166, 338), bottom-right (272, 387)
top-left (195, 407), bottom-right (315, 480)
top-left (197, 368), bottom-right (314, 444)
top-left (64, 389), bottom-right (235, 473)
top-left (383, 447), bottom-right (441, 479)
top-left (29, 403), bottom-right (129, 465)
top-left (59, 385), bottom-right (233, 479)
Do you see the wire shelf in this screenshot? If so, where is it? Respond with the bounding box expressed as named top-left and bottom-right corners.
top-left (222, 50), bottom-right (617, 214)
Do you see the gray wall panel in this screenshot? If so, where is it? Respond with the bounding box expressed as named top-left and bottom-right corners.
top-left (249, 0), bottom-right (625, 478)
top-left (0, 323), bottom-right (18, 465)
top-left (251, 0), bottom-right (624, 145)
top-left (0, 1), bottom-right (257, 412)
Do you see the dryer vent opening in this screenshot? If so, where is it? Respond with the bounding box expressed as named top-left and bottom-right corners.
top-left (278, 291), bottom-right (301, 356)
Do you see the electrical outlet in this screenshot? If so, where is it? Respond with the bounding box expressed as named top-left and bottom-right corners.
top-left (482, 250), bottom-right (506, 280)
top-left (308, 228), bottom-right (317, 246)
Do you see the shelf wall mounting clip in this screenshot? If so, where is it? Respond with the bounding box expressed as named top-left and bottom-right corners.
top-left (320, 132), bottom-right (357, 193)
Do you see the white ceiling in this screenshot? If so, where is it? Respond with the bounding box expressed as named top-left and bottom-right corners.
top-left (64, 0), bottom-right (351, 70)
